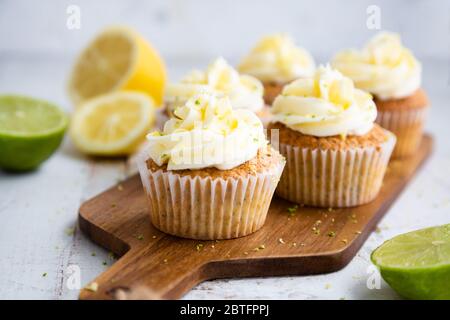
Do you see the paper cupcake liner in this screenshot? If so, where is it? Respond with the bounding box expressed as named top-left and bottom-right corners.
top-left (137, 157), bottom-right (285, 240)
top-left (376, 107), bottom-right (427, 158)
top-left (276, 132), bottom-right (396, 208)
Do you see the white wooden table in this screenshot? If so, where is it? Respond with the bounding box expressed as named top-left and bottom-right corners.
top-left (0, 55), bottom-right (448, 300)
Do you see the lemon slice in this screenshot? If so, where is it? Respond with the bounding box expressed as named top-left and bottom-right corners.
top-left (68, 26), bottom-right (166, 106)
top-left (70, 91), bottom-right (155, 156)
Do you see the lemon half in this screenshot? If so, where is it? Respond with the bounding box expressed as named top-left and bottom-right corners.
top-left (68, 26), bottom-right (166, 106)
top-left (70, 91), bottom-right (155, 156)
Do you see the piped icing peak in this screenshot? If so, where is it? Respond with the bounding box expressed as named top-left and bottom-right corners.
top-left (271, 65), bottom-right (377, 137)
top-left (148, 91), bottom-right (267, 170)
top-left (238, 34), bottom-right (315, 83)
top-left (166, 57), bottom-right (264, 112)
top-left (332, 32), bottom-right (421, 100)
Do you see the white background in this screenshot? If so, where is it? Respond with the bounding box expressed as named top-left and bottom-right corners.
top-left (1, 0), bottom-right (449, 60)
top-left (0, 0), bottom-right (449, 300)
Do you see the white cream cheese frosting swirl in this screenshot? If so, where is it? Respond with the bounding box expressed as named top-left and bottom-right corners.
top-left (165, 57), bottom-right (264, 113)
top-left (272, 65), bottom-right (377, 137)
top-left (238, 34), bottom-right (315, 83)
top-left (331, 32), bottom-right (421, 100)
top-left (147, 91), bottom-right (267, 170)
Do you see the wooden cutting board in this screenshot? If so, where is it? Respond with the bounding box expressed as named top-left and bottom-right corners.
top-left (78, 135), bottom-right (433, 300)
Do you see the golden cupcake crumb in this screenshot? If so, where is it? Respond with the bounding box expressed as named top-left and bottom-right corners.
top-left (268, 122), bottom-right (389, 150)
top-left (253, 244), bottom-right (266, 251)
top-left (374, 88), bottom-right (428, 111)
top-left (147, 146), bottom-right (284, 179)
top-left (263, 81), bottom-right (289, 105)
top-left (84, 282), bottom-right (98, 292)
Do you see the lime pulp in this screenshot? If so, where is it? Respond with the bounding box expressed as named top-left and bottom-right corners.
top-left (371, 224), bottom-right (450, 300)
top-left (0, 95), bottom-right (68, 171)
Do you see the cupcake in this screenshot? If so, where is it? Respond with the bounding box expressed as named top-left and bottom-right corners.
top-left (332, 32), bottom-right (428, 158)
top-left (238, 34), bottom-right (315, 105)
top-left (268, 65), bottom-right (396, 208)
top-left (165, 57), bottom-right (270, 123)
top-left (138, 91), bottom-right (285, 240)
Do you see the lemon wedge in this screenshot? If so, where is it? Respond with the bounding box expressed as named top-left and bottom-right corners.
top-left (70, 91), bottom-right (155, 156)
top-left (68, 26), bottom-right (166, 106)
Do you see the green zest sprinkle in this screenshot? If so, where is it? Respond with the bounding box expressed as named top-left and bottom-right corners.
top-left (65, 227), bottom-right (75, 236)
top-left (196, 243), bottom-right (204, 251)
top-left (287, 205), bottom-right (298, 216)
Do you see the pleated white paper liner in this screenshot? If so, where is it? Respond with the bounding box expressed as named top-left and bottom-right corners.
top-left (137, 148), bottom-right (285, 240)
top-left (276, 131), bottom-right (396, 208)
top-left (376, 107), bottom-right (427, 158)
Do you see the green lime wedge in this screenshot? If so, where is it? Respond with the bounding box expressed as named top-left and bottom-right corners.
top-left (0, 95), bottom-right (68, 171)
top-left (371, 224), bottom-right (450, 300)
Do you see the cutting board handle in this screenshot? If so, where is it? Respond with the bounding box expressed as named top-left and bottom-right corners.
top-left (79, 246), bottom-right (209, 300)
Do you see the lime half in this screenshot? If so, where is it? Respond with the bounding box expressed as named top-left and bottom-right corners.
top-left (371, 224), bottom-right (450, 300)
top-left (0, 95), bottom-right (68, 171)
